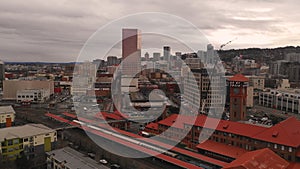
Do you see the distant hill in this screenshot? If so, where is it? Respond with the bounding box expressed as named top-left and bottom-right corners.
top-left (4, 61), bottom-right (76, 65)
top-left (218, 46), bottom-right (300, 64)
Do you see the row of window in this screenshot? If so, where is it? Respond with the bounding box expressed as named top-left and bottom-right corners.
top-left (193, 128), bottom-right (295, 154)
top-left (17, 95), bottom-right (38, 98)
top-left (1, 139), bottom-right (22, 147)
top-left (261, 93), bottom-right (300, 100)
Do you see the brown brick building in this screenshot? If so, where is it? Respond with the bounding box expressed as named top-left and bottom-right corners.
top-left (145, 114), bottom-right (300, 163)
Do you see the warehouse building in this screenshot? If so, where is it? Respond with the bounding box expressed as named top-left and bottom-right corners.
top-left (3, 80), bottom-right (54, 100)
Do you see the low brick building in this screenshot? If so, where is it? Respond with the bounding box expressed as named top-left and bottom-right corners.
top-left (145, 114), bottom-right (300, 162)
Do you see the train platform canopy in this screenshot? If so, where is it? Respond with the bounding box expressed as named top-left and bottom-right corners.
top-left (223, 148), bottom-right (289, 169)
top-left (45, 112), bottom-right (69, 123)
top-left (196, 140), bottom-right (247, 159)
top-left (145, 122), bottom-right (159, 130)
top-left (95, 111), bottom-right (125, 120)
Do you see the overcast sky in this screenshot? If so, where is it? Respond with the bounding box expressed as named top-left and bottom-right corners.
top-left (0, 0), bottom-right (299, 62)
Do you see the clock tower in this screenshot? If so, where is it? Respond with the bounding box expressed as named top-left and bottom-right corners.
top-left (228, 74), bottom-right (249, 121)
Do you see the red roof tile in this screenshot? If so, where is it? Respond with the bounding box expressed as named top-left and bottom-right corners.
top-left (156, 115), bottom-right (300, 148)
top-left (95, 112), bottom-right (125, 121)
top-left (45, 113), bottom-right (70, 123)
top-left (288, 162), bottom-right (300, 169)
top-left (158, 114), bottom-right (187, 129)
top-left (229, 74), bottom-right (249, 82)
top-left (183, 114), bottom-right (266, 138)
top-left (253, 117), bottom-right (300, 147)
top-left (145, 122), bottom-right (159, 130)
top-left (62, 112), bottom-right (77, 118)
top-left (158, 114), bottom-right (267, 138)
top-left (196, 140), bottom-right (248, 158)
top-left (223, 148), bottom-right (289, 169)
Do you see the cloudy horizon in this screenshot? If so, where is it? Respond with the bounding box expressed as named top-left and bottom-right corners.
top-left (0, 0), bottom-right (299, 62)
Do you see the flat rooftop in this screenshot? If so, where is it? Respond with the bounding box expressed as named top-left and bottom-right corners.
top-left (46, 147), bottom-right (109, 169)
top-left (0, 105), bottom-right (15, 114)
top-left (0, 123), bottom-right (55, 142)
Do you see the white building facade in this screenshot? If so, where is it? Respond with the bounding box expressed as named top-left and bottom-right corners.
top-left (17, 89), bottom-right (50, 103)
top-left (259, 89), bottom-right (300, 114)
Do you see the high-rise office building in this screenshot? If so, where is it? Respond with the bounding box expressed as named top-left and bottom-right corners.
top-left (163, 46), bottom-right (171, 62)
top-left (0, 60), bottom-right (4, 90)
top-left (207, 44), bottom-right (214, 64)
top-left (122, 29), bottom-right (141, 76)
top-left (175, 52), bottom-right (181, 60)
top-left (107, 56), bottom-right (118, 66)
top-left (92, 59), bottom-right (105, 69)
top-left (153, 52), bottom-right (161, 61)
top-left (144, 52), bottom-right (150, 61)
top-left (183, 62), bottom-right (225, 116)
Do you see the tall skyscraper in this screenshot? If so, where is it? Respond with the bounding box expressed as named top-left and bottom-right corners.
top-left (207, 44), bottom-right (214, 64)
top-left (0, 60), bottom-right (4, 90)
top-left (144, 52), bottom-right (149, 61)
top-left (122, 29), bottom-right (141, 76)
top-left (163, 46), bottom-right (171, 61)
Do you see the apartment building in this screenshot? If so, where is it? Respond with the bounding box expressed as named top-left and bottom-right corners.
top-left (0, 124), bottom-right (57, 161)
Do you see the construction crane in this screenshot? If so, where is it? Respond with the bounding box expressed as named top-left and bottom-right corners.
top-left (220, 37), bottom-right (237, 50)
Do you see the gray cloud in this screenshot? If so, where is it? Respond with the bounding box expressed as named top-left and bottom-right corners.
top-left (0, 0), bottom-right (299, 62)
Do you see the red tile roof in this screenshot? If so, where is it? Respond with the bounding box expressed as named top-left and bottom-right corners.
top-left (45, 112), bottom-right (70, 123)
top-left (158, 114), bottom-right (188, 129)
top-left (95, 112), bottom-right (125, 121)
top-left (62, 112), bottom-right (77, 118)
top-left (254, 117), bottom-right (300, 147)
top-left (160, 114), bottom-right (266, 138)
top-left (145, 122), bottom-right (159, 130)
top-left (196, 140), bottom-right (248, 159)
top-left (155, 115), bottom-right (300, 149)
top-left (288, 162), bottom-right (300, 169)
top-left (223, 148), bottom-right (289, 169)
top-left (228, 74), bottom-right (249, 82)
top-left (45, 112), bottom-right (227, 167)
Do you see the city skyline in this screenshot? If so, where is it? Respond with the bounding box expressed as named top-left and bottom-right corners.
top-left (0, 0), bottom-right (300, 62)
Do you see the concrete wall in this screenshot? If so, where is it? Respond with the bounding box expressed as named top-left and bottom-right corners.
top-left (247, 86), bottom-right (254, 107)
